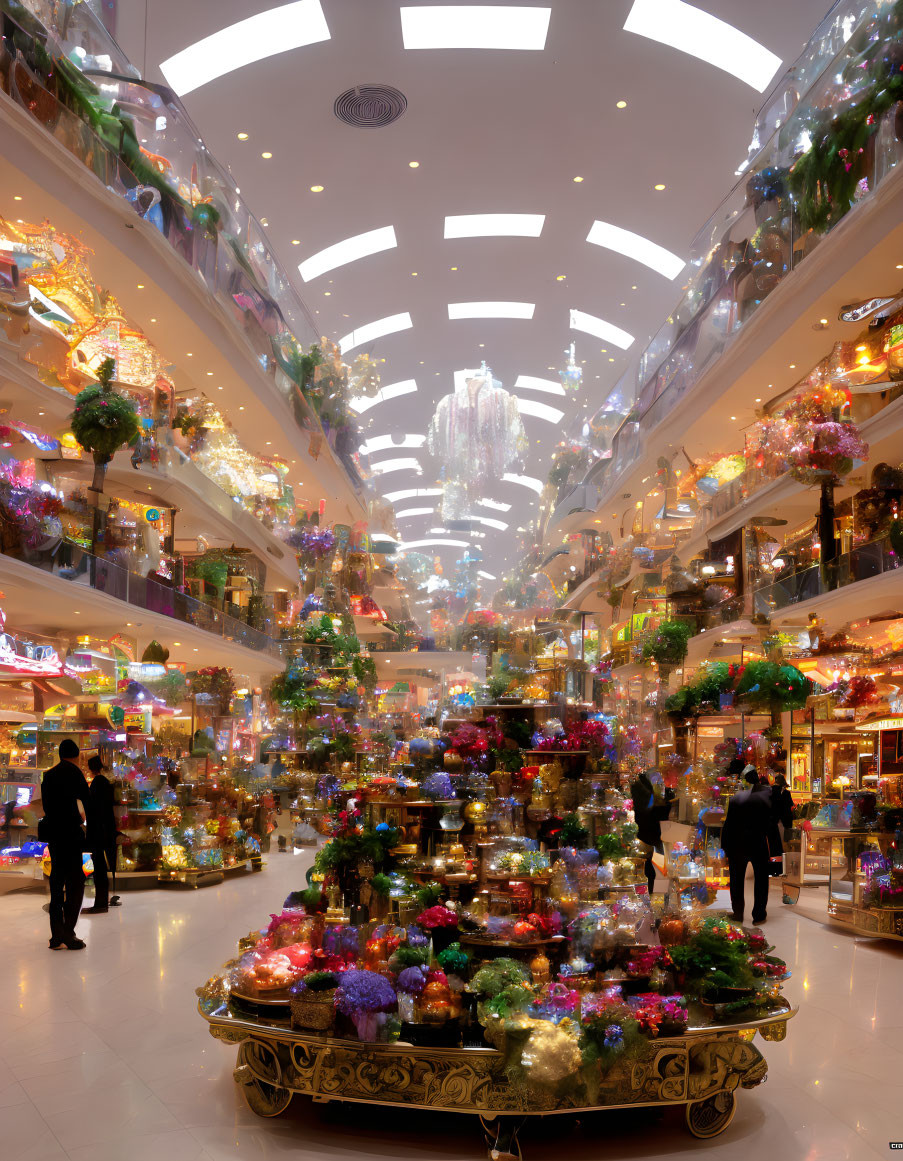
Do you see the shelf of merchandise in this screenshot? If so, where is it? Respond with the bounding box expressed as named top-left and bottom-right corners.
top-left (0, 94), bottom-right (367, 529)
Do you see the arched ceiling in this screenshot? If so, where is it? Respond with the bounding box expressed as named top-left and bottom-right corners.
top-left (113, 0), bottom-right (831, 586)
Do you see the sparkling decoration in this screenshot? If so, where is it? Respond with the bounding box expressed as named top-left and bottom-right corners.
top-left (558, 341), bottom-right (582, 392)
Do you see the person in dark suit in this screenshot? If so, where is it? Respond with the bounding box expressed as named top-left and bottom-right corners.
top-left (721, 768), bottom-right (773, 924)
top-left (40, 739), bottom-right (89, 949)
top-left (83, 756), bottom-right (119, 914)
top-left (630, 769), bottom-right (675, 895)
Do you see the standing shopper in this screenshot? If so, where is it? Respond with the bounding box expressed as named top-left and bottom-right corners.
top-left (721, 768), bottom-right (773, 924)
top-left (40, 739), bottom-right (89, 949)
top-left (630, 769), bottom-right (675, 895)
top-left (83, 756), bottom-right (120, 914)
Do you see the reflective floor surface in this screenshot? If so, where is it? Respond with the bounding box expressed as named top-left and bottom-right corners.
top-left (1, 853), bottom-right (900, 1161)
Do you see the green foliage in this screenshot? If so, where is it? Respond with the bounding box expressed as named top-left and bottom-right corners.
top-left (314, 825), bottom-right (399, 878)
top-left (596, 831), bottom-right (630, 860)
top-left (186, 557), bottom-right (229, 594)
top-left (414, 881), bottom-right (443, 908)
top-left (350, 654), bottom-right (377, 693)
top-left (560, 813), bottom-right (590, 849)
top-left (300, 970), bottom-right (338, 991)
top-left (437, 942), bottom-right (470, 976)
top-left (388, 946), bottom-right (430, 971)
top-left (735, 660), bottom-right (812, 713)
top-left (270, 664), bottom-right (319, 715)
top-left (668, 920), bottom-right (756, 997)
top-left (642, 619), bottom-right (693, 666)
top-left (664, 685), bottom-right (697, 719)
top-left (370, 872), bottom-right (392, 897)
top-left (666, 661), bottom-right (733, 719)
top-left (487, 672), bottom-right (512, 700)
top-left (70, 359), bottom-right (139, 462)
top-left (467, 957), bottom-right (530, 997)
top-left (145, 669), bottom-right (188, 707)
top-left (141, 639), bottom-right (169, 665)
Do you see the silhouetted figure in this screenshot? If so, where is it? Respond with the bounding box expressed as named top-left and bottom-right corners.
top-left (721, 768), bottom-right (773, 924)
top-left (41, 739), bottom-right (89, 949)
top-left (630, 770), bottom-right (674, 895)
top-left (83, 756), bottom-right (119, 913)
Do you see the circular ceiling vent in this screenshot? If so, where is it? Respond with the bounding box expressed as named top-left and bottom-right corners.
top-left (334, 84), bottom-right (407, 128)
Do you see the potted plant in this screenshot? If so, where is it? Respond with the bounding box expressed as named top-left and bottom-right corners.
top-left (289, 970), bottom-right (338, 1030)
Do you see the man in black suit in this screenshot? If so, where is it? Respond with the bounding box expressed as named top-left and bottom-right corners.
top-left (721, 768), bottom-right (773, 924)
top-left (83, 756), bottom-right (119, 914)
top-left (40, 739), bottom-right (89, 949)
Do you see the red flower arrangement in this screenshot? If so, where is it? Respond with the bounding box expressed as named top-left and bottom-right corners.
top-left (415, 905), bottom-right (458, 930)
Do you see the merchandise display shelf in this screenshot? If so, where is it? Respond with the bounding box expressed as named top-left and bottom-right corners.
top-left (197, 980), bottom-right (794, 1155)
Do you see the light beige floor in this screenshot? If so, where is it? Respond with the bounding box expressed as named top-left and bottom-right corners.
top-left (1, 853), bottom-right (900, 1161)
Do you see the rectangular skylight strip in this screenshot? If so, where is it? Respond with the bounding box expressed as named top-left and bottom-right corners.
top-left (359, 433), bottom-right (426, 455)
top-left (478, 498), bottom-right (512, 512)
top-left (339, 312), bottom-right (413, 354)
top-left (401, 6), bottom-right (551, 50)
top-left (570, 308), bottom-right (634, 350)
top-left (444, 213), bottom-right (545, 238)
top-left (514, 374), bottom-right (565, 396)
top-left (350, 379), bottom-right (418, 413)
top-left (299, 225), bottom-right (397, 282)
top-left (623, 0), bottom-right (781, 93)
top-left (396, 507), bottom-right (435, 518)
top-left (474, 515), bottom-right (508, 531)
top-left (477, 570), bottom-right (497, 581)
top-left (586, 220), bottom-right (685, 280)
top-left (399, 539), bottom-right (471, 550)
top-left (383, 487), bottom-right (443, 502)
top-left (160, 0), bottom-right (330, 96)
top-left (516, 398), bottom-right (564, 423)
top-left (503, 472), bottom-right (543, 494)
top-left (368, 457), bottom-right (422, 476)
top-left (448, 301), bottom-right (535, 320)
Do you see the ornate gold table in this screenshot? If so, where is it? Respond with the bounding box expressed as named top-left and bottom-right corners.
top-left (197, 978), bottom-right (794, 1158)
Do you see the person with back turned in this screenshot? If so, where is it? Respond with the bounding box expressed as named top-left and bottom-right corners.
top-left (721, 767), bottom-right (773, 925)
top-left (83, 755), bottom-right (120, 914)
top-left (40, 739), bottom-right (89, 950)
top-left (630, 769), bottom-right (675, 895)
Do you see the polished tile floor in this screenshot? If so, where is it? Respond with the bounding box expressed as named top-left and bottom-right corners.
top-left (1, 853), bottom-right (900, 1161)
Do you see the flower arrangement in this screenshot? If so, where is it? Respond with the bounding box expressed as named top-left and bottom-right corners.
top-left (788, 418), bottom-right (868, 486)
top-left (189, 666), bottom-right (235, 709)
top-left (838, 674), bottom-right (879, 709)
top-left (289, 526), bottom-right (336, 560)
top-left (422, 772), bottom-right (455, 800)
top-left (335, 969), bottom-right (396, 1040)
top-left (416, 904), bottom-right (458, 930)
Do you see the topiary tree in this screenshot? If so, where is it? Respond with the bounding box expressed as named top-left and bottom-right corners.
top-left (734, 660), bottom-right (812, 728)
top-left (70, 358), bottom-right (139, 553)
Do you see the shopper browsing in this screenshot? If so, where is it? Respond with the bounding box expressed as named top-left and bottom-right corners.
top-left (39, 739), bottom-right (90, 950)
top-left (83, 756), bottom-right (120, 914)
top-left (721, 767), bottom-right (773, 925)
top-left (629, 769), bottom-right (674, 895)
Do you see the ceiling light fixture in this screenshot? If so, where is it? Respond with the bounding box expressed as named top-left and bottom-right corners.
top-left (409, 160), bottom-right (420, 168)
top-left (398, 538), bottom-right (471, 550)
top-left (237, 132), bottom-right (249, 140)
top-left (556, 275), bottom-right (566, 281)
top-left (444, 213), bottom-right (545, 238)
top-left (291, 239), bottom-right (301, 245)
top-left (339, 312), bottom-right (413, 353)
top-left (395, 507), bottom-right (435, 518)
top-left (400, 5), bottom-right (550, 50)
top-left (310, 184), bottom-right (324, 193)
top-left (448, 301), bottom-right (535, 320)
top-left (573, 176), bottom-right (584, 183)
top-left (351, 379), bottom-right (418, 412)
top-left (472, 515), bottom-right (508, 531)
top-left (298, 225), bottom-right (397, 281)
top-left (261, 151), bottom-right (273, 159)
top-left (586, 219), bottom-right (684, 279)
top-left (570, 308), bottom-right (634, 349)
top-left (359, 433), bottom-right (426, 455)
top-left (623, 0), bottom-right (781, 92)
top-left (368, 457), bottom-right (422, 476)
top-left (160, 0), bottom-right (331, 96)
top-left (477, 498), bottom-right (512, 512)
top-left (516, 398), bottom-right (564, 424)
top-left (502, 472), bottom-right (543, 494)
top-left (383, 487), bottom-right (443, 502)
top-left (616, 100), bottom-right (627, 108)
top-left (514, 374), bottom-right (566, 396)
top-left (477, 570), bottom-right (497, 580)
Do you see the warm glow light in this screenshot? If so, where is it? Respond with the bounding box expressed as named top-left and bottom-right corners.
top-left (359, 433), bottom-right (426, 455)
top-left (444, 213), bottom-right (545, 238)
top-left (298, 225), bottom-right (397, 281)
top-left (448, 301), bottom-right (535, 320)
top-left (516, 398), bottom-right (564, 423)
top-left (570, 308), bottom-right (634, 349)
top-left (586, 220), bottom-right (684, 279)
top-left (160, 0), bottom-right (331, 95)
top-left (310, 184), bottom-right (325, 192)
top-left (624, 0), bottom-right (782, 92)
top-left (339, 312), bottom-right (413, 353)
top-left (350, 379), bottom-right (418, 413)
top-left (514, 374), bottom-right (566, 396)
top-left (401, 5), bottom-right (551, 50)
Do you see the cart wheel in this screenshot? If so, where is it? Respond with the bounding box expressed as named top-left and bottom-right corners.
top-left (685, 1091), bottom-right (736, 1139)
top-left (234, 1041), bottom-right (291, 1118)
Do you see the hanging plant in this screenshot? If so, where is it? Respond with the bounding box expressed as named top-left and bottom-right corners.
top-left (641, 620), bottom-right (693, 667)
top-left (70, 358), bottom-right (140, 487)
top-left (788, 418), bottom-right (868, 486)
top-left (270, 663), bottom-right (320, 715)
top-left (734, 660), bottom-right (812, 723)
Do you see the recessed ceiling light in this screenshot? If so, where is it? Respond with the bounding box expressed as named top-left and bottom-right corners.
top-left (411, 272), bottom-right (418, 277)
top-left (350, 378), bottom-right (418, 413)
top-left (448, 301), bottom-right (534, 320)
top-left (730, 416), bottom-right (736, 421)
top-left (38, 411), bottom-right (44, 415)
top-left (444, 213), bottom-right (544, 238)
top-left (237, 132), bottom-right (249, 140)
top-left (616, 100), bottom-right (627, 108)
top-left (515, 375), bottom-right (565, 396)
top-left (400, 5), bottom-right (551, 50)
top-left (261, 151), bottom-right (273, 159)
top-left (291, 239), bottom-right (301, 245)
top-left (207, 371), bottom-right (213, 376)
top-left (896, 264), bottom-right (903, 270)
top-left (310, 184), bottom-right (324, 193)
top-left (789, 363), bottom-right (796, 368)
top-left (13, 196), bottom-right (21, 201)
top-left (186, 352), bottom-right (193, 356)
top-left (408, 160), bottom-right (420, 168)
top-left (324, 291), bottom-right (331, 295)
top-left (570, 308), bottom-right (634, 349)
top-left (239, 405), bottom-right (245, 410)
top-left (137, 283), bottom-right (144, 289)
top-left (556, 275), bottom-right (566, 281)
top-left (573, 175), bottom-right (584, 183)
top-left (160, 0), bottom-right (331, 96)
top-left (450, 266), bottom-right (458, 271)
top-left (150, 318), bottom-right (157, 322)
top-left (755, 397), bottom-right (761, 402)
top-left (298, 225), bottom-right (397, 281)
top-left (819, 318), bottom-right (828, 324)
top-left (624, 0), bottom-right (781, 92)
top-left (654, 183), bottom-right (666, 191)
top-left (339, 312), bottom-right (413, 353)
top-left (586, 220), bottom-right (684, 279)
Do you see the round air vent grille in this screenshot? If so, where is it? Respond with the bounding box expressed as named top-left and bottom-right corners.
top-left (334, 84), bottom-right (407, 128)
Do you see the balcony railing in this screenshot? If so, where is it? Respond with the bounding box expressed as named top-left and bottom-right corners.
top-left (753, 534), bottom-right (901, 615)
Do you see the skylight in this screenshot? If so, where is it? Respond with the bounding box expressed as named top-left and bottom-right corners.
top-left (350, 379), bottom-right (417, 414)
top-left (514, 374), bottom-right (565, 396)
top-left (477, 498), bottom-right (512, 512)
top-left (401, 6), bottom-right (551, 50)
top-left (623, 0), bottom-right (781, 93)
top-left (473, 515), bottom-right (508, 531)
top-left (396, 507), bottom-right (435, 518)
top-left (368, 457), bottom-right (422, 476)
top-left (383, 487), bottom-right (443, 502)
top-left (448, 301), bottom-right (535, 320)
top-left (339, 312), bottom-right (413, 354)
top-left (399, 539), bottom-right (471, 550)
top-left (477, 570), bottom-right (497, 581)
top-left (503, 472), bottom-right (543, 494)
top-left (160, 0), bottom-right (330, 96)
top-left (570, 308), bottom-right (634, 350)
top-left (298, 225), bottom-right (397, 282)
top-left (586, 220), bottom-right (685, 280)
top-left (359, 433), bottom-right (426, 456)
top-left (444, 213), bottom-right (545, 238)
top-left (516, 398), bottom-right (564, 424)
